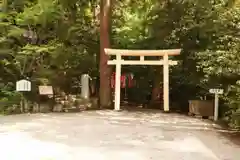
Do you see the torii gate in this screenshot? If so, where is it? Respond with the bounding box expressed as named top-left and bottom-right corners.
top-left (105, 48), bottom-right (181, 112)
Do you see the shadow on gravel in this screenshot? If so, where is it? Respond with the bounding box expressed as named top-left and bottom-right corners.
top-left (120, 105), bottom-right (188, 114)
top-left (119, 106), bottom-right (240, 147)
top-left (213, 121), bottom-right (240, 146)
top-left (221, 132), bottom-right (240, 146)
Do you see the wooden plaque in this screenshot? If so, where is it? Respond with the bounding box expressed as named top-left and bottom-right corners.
top-left (16, 79), bottom-right (31, 92)
top-left (39, 86), bottom-right (53, 95)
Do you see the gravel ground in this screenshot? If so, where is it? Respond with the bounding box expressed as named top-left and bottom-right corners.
top-left (0, 109), bottom-right (239, 160)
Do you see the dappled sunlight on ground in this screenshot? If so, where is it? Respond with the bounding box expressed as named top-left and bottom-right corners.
top-left (0, 110), bottom-right (239, 160)
top-left (0, 131), bottom-right (70, 160)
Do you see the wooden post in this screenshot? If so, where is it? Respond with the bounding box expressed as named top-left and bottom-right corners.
top-left (114, 54), bottom-right (121, 110)
top-left (163, 54), bottom-right (169, 112)
top-left (209, 88), bottom-right (223, 121)
top-left (214, 94), bottom-right (219, 121)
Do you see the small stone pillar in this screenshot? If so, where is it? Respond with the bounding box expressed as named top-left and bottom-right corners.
top-left (81, 74), bottom-right (89, 99)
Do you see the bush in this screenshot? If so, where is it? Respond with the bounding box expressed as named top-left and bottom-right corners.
top-left (0, 89), bottom-right (22, 114)
top-left (222, 83), bottom-right (240, 129)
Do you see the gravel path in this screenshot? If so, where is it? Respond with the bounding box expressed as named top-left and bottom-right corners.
top-left (0, 110), bottom-right (239, 160)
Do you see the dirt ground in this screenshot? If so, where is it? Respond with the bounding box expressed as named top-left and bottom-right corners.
top-left (0, 109), bottom-right (239, 160)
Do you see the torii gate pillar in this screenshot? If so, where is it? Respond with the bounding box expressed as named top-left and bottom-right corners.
top-left (163, 54), bottom-right (170, 111)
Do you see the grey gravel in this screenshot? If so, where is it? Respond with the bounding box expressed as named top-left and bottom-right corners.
top-left (0, 110), bottom-right (239, 160)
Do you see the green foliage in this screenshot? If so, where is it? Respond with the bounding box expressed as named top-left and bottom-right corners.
top-left (0, 83), bottom-right (22, 114)
top-left (196, 5), bottom-right (240, 128)
top-left (0, 0), bottom-right (99, 110)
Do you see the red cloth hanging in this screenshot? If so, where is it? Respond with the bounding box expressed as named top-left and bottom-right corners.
top-left (121, 74), bottom-right (126, 88)
top-left (128, 74), bottom-right (134, 88)
top-left (111, 72), bottom-right (127, 88)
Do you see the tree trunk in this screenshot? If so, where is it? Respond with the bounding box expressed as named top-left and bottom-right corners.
top-left (99, 0), bottom-right (112, 108)
top-left (2, 0), bottom-right (8, 12)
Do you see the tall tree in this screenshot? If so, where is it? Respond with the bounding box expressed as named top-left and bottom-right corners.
top-left (99, 0), bottom-right (112, 108)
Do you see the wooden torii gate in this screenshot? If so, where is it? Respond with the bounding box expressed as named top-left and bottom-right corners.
top-left (105, 48), bottom-right (181, 112)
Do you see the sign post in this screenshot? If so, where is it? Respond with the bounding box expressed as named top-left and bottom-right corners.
top-left (209, 88), bottom-right (224, 121)
top-left (38, 85), bottom-right (54, 112)
top-left (16, 79), bottom-right (31, 112)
